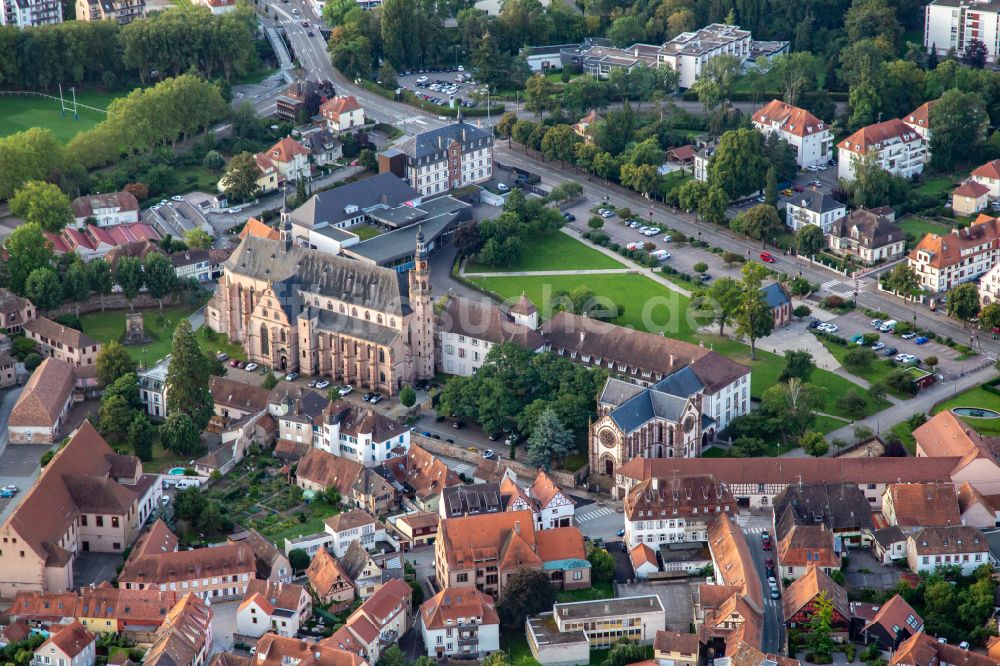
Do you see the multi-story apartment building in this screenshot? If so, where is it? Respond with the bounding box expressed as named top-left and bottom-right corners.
top-left (908, 216), bottom-right (1000, 293)
top-left (623, 475), bottom-right (737, 549)
top-left (318, 401), bottom-right (409, 466)
top-left (236, 580), bottom-right (312, 638)
top-left (0, 0), bottom-right (61, 27)
top-left (393, 120), bottom-right (493, 197)
top-left (837, 118), bottom-right (928, 182)
top-left (827, 209), bottom-right (906, 266)
top-left (75, 0), bottom-right (144, 23)
top-left (0, 422), bottom-right (161, 597)
top-left (784, 191), bottom-right (847, 233)
top-left (324, 579), bottom-right (411, 664)
top-left (24, 317), bottom-right (101, 367)
top-left (657, 24), bottom-right (752, 89)
top-left (906, 525), bottom-right (992, 575)
top-left (925, 0), bottom-right (1000, 65)
top-left (419, 588), bottom-right (500, 659)
top-left (751, 100), bottom-right (832, 168)
top-left (436, 295), bottom-right (544, 376)
top-left (971, 158), bottom-right (1000, 197)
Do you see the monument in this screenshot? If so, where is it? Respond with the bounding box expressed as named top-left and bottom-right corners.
top-left (123, 312), bottom-right (153, 345)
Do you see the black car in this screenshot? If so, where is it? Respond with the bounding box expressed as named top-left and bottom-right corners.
top-left (563, 212), bottom-right (576, 222)
top-left (883, 346), bottom-right (898, 357)
top-left (362, 392), bottom-right (374, 401)
top-left (808, 319), bottom-right (820, 329)
top-left (453, 420), bottom-right (465, 429)
top-left (700, 273), bottom-right (712, 282)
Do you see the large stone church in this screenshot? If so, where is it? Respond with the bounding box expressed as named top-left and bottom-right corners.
top-left (205, 210), bottom-right (434, 395)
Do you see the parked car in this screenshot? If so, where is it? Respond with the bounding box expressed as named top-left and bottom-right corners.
top-left (453, 421), bottom-right (465, 429)
top-left (883, 347), bottom-right (898, 357)
top-left (902, 332), bottom-right (917, 339)
top-left (872, 342), bottom-right (885, 351)
top-left (600, 209), bottom-right (614, 218)
top-left (761, 533), bottom-right (772, 550)
top-left (370, 393), bottom-right (383, 404)
top-left (2, 489), bottom-right (17, 498)
top-left (663, 235), bottom-right (672, 242)
top-left (616, 529), bottom-right (626, 538)
top-left (563, 213), bottom-right (576, 221)
top-left (700, 274), bottom-right (712, 282)
top-left (315, 380), bottom-right (330, 390)
top-left (915, 336), bottom-right (929, 345)
top-left (759, 251), bottom-right (777, 263)
top-left (482, 449), bottom-right (496, 459)
top-left (339, 385), bottom-right (353, 396)
top-left (284, 372), bottom-right (299, 381)
top-left (770, 588), bottom-right (781, 600)
top-left (870, 319), bottom-right (882, 328)
top-left (781, 188), bottom-right (793, 196)
top-left (244, 363), bottom-right (258, 372)
top-left (363, 392), bottom-right (374, 401)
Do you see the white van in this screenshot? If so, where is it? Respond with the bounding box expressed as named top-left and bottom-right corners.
top-left (879, 319), bottom-right (897, 332)
top-left (175, 479), bottom-right (201, 490)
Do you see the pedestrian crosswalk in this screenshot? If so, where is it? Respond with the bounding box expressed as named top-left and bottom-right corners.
top-left (822, 279), bottom-right (855, 298)
top-left (743, 526), bottom-right (767, 535)
top-left (576, 506), bottom-right (616, 522)
top-left (448, 462), bottom-right (476, 477)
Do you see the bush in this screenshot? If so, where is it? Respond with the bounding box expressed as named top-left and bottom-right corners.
top-left (24, 353), bottom-right (41, 372)
top-left (793, 305), bottom-right (811, 318)
top-left (588, 216), bottom-right (604, 229)
top-left (693, 262), bottom-right (708, 273)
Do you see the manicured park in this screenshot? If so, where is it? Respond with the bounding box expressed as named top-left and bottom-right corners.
top-left (465, 230), bottom-right (626, 273)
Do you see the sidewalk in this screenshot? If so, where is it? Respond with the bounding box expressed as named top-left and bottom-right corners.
top-left (462, 268), bottom-right (634, 278)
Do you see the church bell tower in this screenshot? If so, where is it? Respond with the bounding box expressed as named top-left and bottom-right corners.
top-left (409, 226), bottom-right (434, 380)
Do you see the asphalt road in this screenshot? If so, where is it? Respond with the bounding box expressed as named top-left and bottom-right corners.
top-left (742, 517), bottom-right (785, 655)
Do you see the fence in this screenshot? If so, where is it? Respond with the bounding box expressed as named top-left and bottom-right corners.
top-left (0, 90), bottom-right (108, 114)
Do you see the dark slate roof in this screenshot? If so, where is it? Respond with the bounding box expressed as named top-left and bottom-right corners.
top-left (787, 190), bottom-right (845, 214)
top-left (347, 204), bottom-right (467, 266)
top-left (761, 282), bottom-right (790, 308)
top-left (288, 173), bottom-right (420, 230)
top-left (598, 378), bottom-right (646, 406)
top-left (395, 120), bottom-right (492, 161)
top-left (315, 310), bottom-right (401, 346)
top-left (609, 387), bottom-right (689, 433)
top-left (225, 235), bottom-right (411, 316)
top-left (773, 483), bottom-right (874, 536)
top-left (651, 366), bottom-right (704, 398)
top-left (441, 483), bottom-right (504, 518)
top-left (831, 209), bottom-right (904, 250)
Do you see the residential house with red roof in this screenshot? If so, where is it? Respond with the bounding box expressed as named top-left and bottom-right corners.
top-left (144, 594), bottom-right (213, 666)
top-left (321, 96), bottom-right (364, 133)
top-left (45, 223), bottom-right (160, 262)
top-left (837, 118), bottom-right (927, 182)
top-left (236, 580), bottom-right (312, 638)
top-left (33, 621), bottom-right (96, 666)
top-left (0, 421), bottom-right (161, 596)
top-left (435, 511), bottom-right (590, 598)
top-left (972, 158), bottom-right (1000, 198)
top-left (76, 583), bottom-right (179, 643)
top-left (781, 565), bottom-right (850, 634)
top-left (624, 474), bottom-right (737, 549)
top-left (751, 100), bottom-right (832, 168)
top-left (908, 215), bottom-right (1000, 293)
top-left (906, 525), bottom-right (991, 575)
top-left (9, 358), bottom-right (76, 444)
top-left (70, 192), bottom-right (140, 228)
top-left (320, 578), bottom-right (411, 664)
top-left (855, 594), bottom-right (923, 652)
top-left (282, 510), bottom-right (386, 559)
top-left (891, 630), bottom-right (998, 666)
top-left (630, 544), bottom-right (660, 579)
top-left (913, 410), bottom-right (1000, 494)
top-left (378, 443), bottom-right (461, 512)
top-left (956, 481), bottom-right (1000, 529)
top-left (251, 634), bottom-right (364, 666)
top-left (0, 288), bottom-right (36, 334)
top-left (24, 317), bottom-right (101, 368)
top-left (306, 549), bottom-right (355, 609)
top-left (953, 180), bottom-right (991, 215)
top-left (419, 587), bottom-right (499, 658)
top-left (882, 483), bottom-right (961, 532)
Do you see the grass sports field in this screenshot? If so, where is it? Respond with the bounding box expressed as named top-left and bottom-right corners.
top-left (0, 90), bottom-right (121, 142)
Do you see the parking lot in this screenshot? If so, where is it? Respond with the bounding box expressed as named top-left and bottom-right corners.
top-left (825, 310), bottom-right (968, 375)
top-left (395, 68), bottom-right (492, 111)
top-left (732, 161), bottom-right (840, 213)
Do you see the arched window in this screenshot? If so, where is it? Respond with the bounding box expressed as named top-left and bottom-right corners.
top-left (274, 312), bottom-right (279, 321)
top-left (280, 329), bottom-right (286, 343)
top-left (365, 311), bottom-right (371, 321)
top-left (340, 304), bottom-right (345, 313)
top-left (377, 315), bottom-right (383, 324)
top-left (260, 325), bottom-right (270, 355)
top-left (352, 308), bottom-right (358, 317)
top-left (327, 301), bottom-right (332, 310)
top-left (378, 349), bottom-right (385, 363)
top-left (314, 298), bottom-right (319, 306)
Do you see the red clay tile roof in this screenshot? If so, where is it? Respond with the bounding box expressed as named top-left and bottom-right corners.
top-left (781, 565), bottom-right (849, 623)
top-left (351, 578), bottom-right (410, 625)
top-left (908, 216), bottom-right (1000, 272)
top-left (913, 410), bottom-right (1000, 471)
top-left (891, 630), bottom-right (997, 666)
top-left (297, 449), bottom-right (363, 496)
top-left (119, 542), bottom-right (255, 586)
top-left (887, 483), bottom-right (961, 528)
top-left (529, 470), bottom-right (570, 509)
top-left (777, 523), bottom-right (839, 569)
top-left (902, 100), bottom-right (935, 130)
top-left (71, 192), bottom-right (140, 219)
top-left (630, 543), bottom-right (658, 569)
top-left (909, 525), bottom-right (987, 555)
top-left (863, 594), bottom-right (922, 637)
top-left (24, 317), bottom-right (99, 350)
top-left (324, 510), bottom-right (377, 534)
top-left (145, 594), bottom-right (212, 666)
top-left (210, 377), bottom-right (272, 414)
top-left (39, 621), bottom-right (94, 659)
top-left (439, 510), bottom-right (536, 570)
top-left (653, 630), bottom-right (699, 657)
top-left (267, 137), bottom-right (310, 163)
top-left (973, 159), bottom-right (1000, 180)
top-left (306, 549), bottom-right (353, 598)
top-left (133, 519), bottom-right (180, 557)
top-left (9, 357), bottom-right (75, 428)
top-left (381, 444), bottom-right (460, 500)
top-left (954, 181), bottom-right (990, 198)
top-left (752, 99), bottom-right (828, 138)
top-left (840, 118), bottom-right (922, 155)
top-left (708, 515), bottom-right (763, 612)
top-left (321, 96), bottom-right (361, 118)
top-left (420, 587), bottom-right (499, 630)
top-left (397, 511), bottom-right (438, 531)
top-left (243, 580), bottom-right (308, 612)
top-left (437, 296), bottom-right (545, 350)
top-left (255, 635), bottom-right (364, 666)
top-left (534, 526), bottom-right (586, 562)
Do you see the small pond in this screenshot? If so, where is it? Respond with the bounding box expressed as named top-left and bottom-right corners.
top-left (951, 407), bottom-right (1000, 419)
top-left (167, 467), bottom-right (187, 475)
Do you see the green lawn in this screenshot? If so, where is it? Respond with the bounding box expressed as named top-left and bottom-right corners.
top-left (466, 232), bottom-right (626, 273)
top-left (78, 299), bottom-right (212, 366)
top-left (890, 421), bottom-right (917, 455)
top-left (264, 501), bottom-right (341, 543)
top-left (351, 224), bottom-right (383, 241)
top-left (815, 414), bottom-right (850, 433)
top-left (932, 386), bottom-right (1000, 435)
top-left (0, 90), bottom-right (121, 142)
top-left (556, 579), bottom-right (613, 602)
top-left (914, 176), bottom-right (959, 198)
top-left (898, 216), bottom-right (952, 249)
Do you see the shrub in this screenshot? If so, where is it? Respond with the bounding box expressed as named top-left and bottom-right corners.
top-left (793, 305), bottom-right (811, 318)
top-left (693, 262), bottom-right (708, 273)
top-left (588, 216), bottom-right (604, 229)
top-left (24, 353), bottom-right (41, 372)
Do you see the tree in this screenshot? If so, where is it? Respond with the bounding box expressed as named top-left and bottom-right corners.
top-left (166, 319), bottom-right (213, 430)
top-left (842, 150), bottom-right (893, 208)
top-left (843, 347), bottom-right (876, 372)
top-left (980, 303), bottom-right (1000, 331)
top-left (62, 262), bottom-right (91, 303)
top-left (588, 217), bottom-right (604, 229)
top-left (24, 352), bottom-right (41, 372)
top-left (540, 124), bottom-right (581, 165)
top-left (947, 282), bottom-right (981, 322)
top-left (174, 486), bottom-right (208, 523)
top-left (884, 263), bottom-right (919, 298)
top-left (161, 412), bottom-right (201, 455)
top-left (793, 305), bottom-right (812, 318)
top-left (676, 180), bottom-right (708, 213)
top-left (930, 89), bottom-right (988, 171)
top-left (693, 262), bottom-right (709, 274)
top-left (143, 253), bottom-right (178, 308)
top-left (620, 163), bottom-right (660, 197)
top-left (116, 256), bottom-right (144, 300)
top-left (323, 486), bottom-right (342, 508)
top-left (796, 224), bottom-right (825, 258)
top-left (708, 128), bottom-right (768, 198)
top-left (100, 394), bottom-right (135, 440)
top-left (886, 368), bottom-right (918, 397)
top-left (963, 38), bottom-right (989, 68)
top-left (524, 74), bottom-right (558, 117)
top-left (836, 389), bottom-right (868, 417)
top-left (702, 277), bottom-right (742, 336)
top-left (691, 55), bottom-right (741, 113)
top-left (526, 408), bottom-right (575, 471)
top-left (732, 436), bottom-right (766, 457)
top-left (203, 150), bottom-right (226, 172)
top-left (853, 424), bottom-right (875, 444)
top-left (869, 381), bottom-right (887, 404)
top-left (608, 15), bottom-right (645, 47)
top-left (5, 222), bottom-right (53, 294)
top-left (481, 654), bottom-right (510, 666)
top-left (780, 350), bottom-right (815, 382)
top-left (127, 413), bottom-right (154, 461)
top-left (377, 646), bottom-right (404, 666)
top-left (769, 51), bottom-right (820, 106)
top-left (732, 205), bottom-right (782, 242)
top-left (924, 355), bottom-right (939, 373)
top-left (358, 149), bottom-right (377, 171)
top-left (9, 181), bottom-right (73, 233)
top-left (289, 549), bottom-right (310, 571)
top-left (262, 371), bottom-right (278, 390)
top-left (96, 341), bottom-right (138, 386)
top-left (184, 228), bottom-right (214, 249)
top-left (497, 568), bottom-right (555, 626)
top-left (24, 268), bottom-right (62, 310)
top-left (699, 186), bottom-right (729, 225)
top-left (764, 166), bottom-right (778, 207)
top-left (735, 262), bottom-right (774, 360)
top-left (800, 430), bottom-right (829, 457)
top-left (0, 127), bottom-right (66, 200)
top-left (602, 640), bottom-right (648, 666)
top-left (399, 385), bottom-right (416, 407)
top-left (760, 378), bottom-right (825, 444)
top-left (804, 592), bottom-right (836, 660)
top-left (222, 152), bottom-right (261, 203)
top-left (587, 546), bottom-right (615, 582)
top-left (88, 259), bottom-right (114, 308)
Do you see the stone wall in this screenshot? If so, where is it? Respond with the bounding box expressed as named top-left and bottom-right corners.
top-left (45, 293), bottom-right (182, 319)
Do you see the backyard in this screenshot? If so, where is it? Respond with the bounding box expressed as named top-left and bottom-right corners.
top-left (898, 216), bottom-right (952, 249)
top-left (465, 231), bottom-right (625, 273)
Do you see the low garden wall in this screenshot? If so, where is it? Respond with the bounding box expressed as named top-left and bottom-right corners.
top-left (45, 292), bottom-right (182, 318)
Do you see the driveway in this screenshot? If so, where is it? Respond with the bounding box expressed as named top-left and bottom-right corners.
top-left (74, 552), bottom-right (124, 588)
top-left (843, 550), bottom-right (903, 591)
top-left (209, 601), bottom-right (240, 655)
top-left (607, 541), bottom-right (634, 583)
